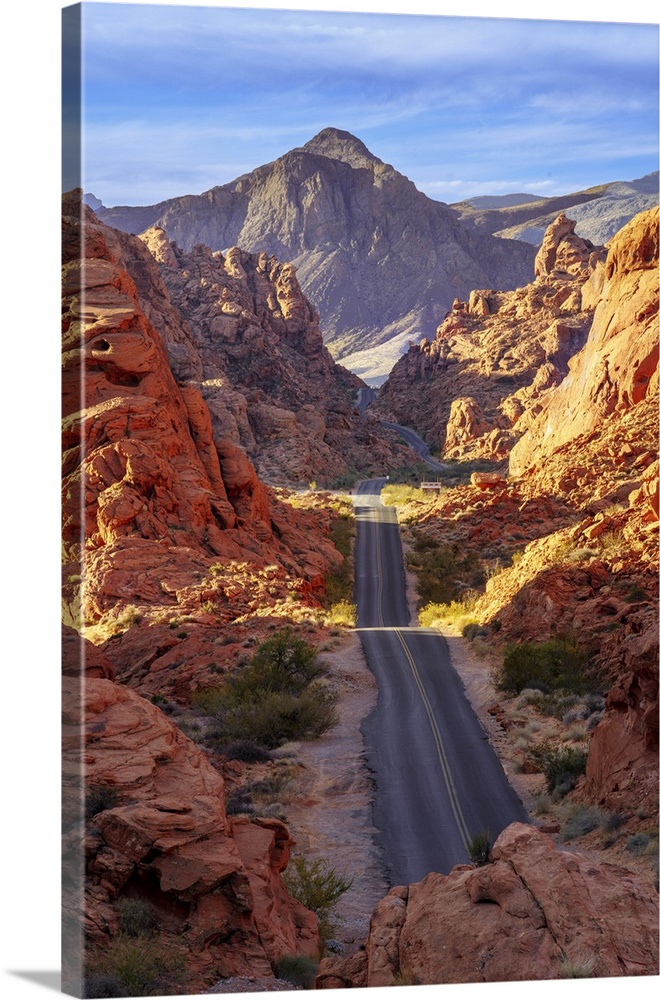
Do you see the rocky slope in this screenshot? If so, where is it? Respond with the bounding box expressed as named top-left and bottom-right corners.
top-left (380, 207), bottom-right (658, 821)
top-left (136, 223), bottom-right (412, 485)
top-left (62, 189), bottom-right (370, 687)
top-left (97, 127), bottom-right (535, 383)
top-left (316, 823), bottom-right (658, 987)
top-left (62, 633), bottom-right (318, 996)
top-left (452, 171), bottom-right (659, 246)
top-left (377, 212), bottom-right (607, 459)
top-left (62, 189), bottom-right (363, 989)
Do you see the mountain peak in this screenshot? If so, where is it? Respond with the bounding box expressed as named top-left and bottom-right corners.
top-left (299, 128), bottom-right (383, 169)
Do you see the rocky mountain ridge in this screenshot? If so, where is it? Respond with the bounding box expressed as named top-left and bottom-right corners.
top-left (452, 171), bottom-right (658, 246)
top-left (97, 127), bottom-right (536, 384)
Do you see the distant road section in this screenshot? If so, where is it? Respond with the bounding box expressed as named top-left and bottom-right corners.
top-left (354, 479), bottom-right (527, 885)
top-left (380, 420), bottom-right (447, 472)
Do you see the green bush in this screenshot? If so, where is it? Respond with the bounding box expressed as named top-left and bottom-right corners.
top-left (528, 741), bottom-right (588, 796)
top-left (86, 933), bottom-right (182, 997)
top-left (275, 954), bottom-right (319, 989)
top-left (283, 855), bottom-right (353, 942)
top-left (407, 534), bottom-right (485, 607)
top-left (192, 630), bottom-right (339, 749)
top-left (496, 636), bottom-right (593, 696)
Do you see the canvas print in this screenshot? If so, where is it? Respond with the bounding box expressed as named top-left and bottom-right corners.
top-left (61, 2), bottom-right (659, 997)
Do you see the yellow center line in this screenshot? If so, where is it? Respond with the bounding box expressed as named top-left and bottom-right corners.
top-left (375, 512), bottom-right (384, 627)
top-left (394, 627), bottom-right (471, 850)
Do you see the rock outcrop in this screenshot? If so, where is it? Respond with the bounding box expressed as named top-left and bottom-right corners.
top-left (62, 655), bottom-right (318, 995)
top-left (137, 225), bottom-right (413, 484)
top-left (383, 207), bottom-right (658, 817)
top-left (62, 190), bottom-right (346, 658)
top-left (98, 128), bottom-right (535, 382)
top-left (316, 823), bottom-right (659, 987)
top-left (510, 207), bottom-right (659, 476)
top-left (377, 213), bottom-right (604, 458)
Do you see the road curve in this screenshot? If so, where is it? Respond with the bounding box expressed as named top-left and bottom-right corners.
top-left (354, 479), bottom-right (527, 885)
top-left (380, 420), bottom-right (447, 472)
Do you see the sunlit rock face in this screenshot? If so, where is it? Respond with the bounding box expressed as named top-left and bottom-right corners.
top-left (377, 213), bottom-right (604, 460)
top-left (316, 823), bottom-right (659, 987)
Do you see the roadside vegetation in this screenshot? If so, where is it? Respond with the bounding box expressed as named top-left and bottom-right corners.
top-left (406, 530), bottom-right (486, 607)
top-left (283, 854), bottom-right (354, 944)
top-left (322, 496), bottom-right (357, 627)
top-left (190, 629), bottom-right (339, 751)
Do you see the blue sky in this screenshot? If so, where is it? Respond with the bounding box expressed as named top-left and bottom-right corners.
top-left (69, 1), bottom-right (660, 206)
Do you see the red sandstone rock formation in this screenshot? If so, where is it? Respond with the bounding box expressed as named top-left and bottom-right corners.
top-left (137, 225), bottom-right (414, 485)
top-left (376, 213), bottom-right (605, 460)
top-left (316, 823), bottom-right (658, 987)
top-left (386, 208), bottom-right (658, 817)
top-left (510, 207), bottom-right (659, 475)
top-left (62, 191), bottom-right (343, 652)
top-left (62, 660), bottom-right (318, 993)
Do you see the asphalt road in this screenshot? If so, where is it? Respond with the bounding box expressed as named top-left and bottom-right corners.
top-left (380, 420), bottom-right (447, 472)
top-left (354, 479), bottom-right (527, 885)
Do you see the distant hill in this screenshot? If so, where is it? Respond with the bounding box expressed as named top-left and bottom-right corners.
top-left (454, 193), bottom-right (546, 210)
top-left (452, 172), bottom-right (659, 246)
top-left (97, 128), bottom-right (535, 384)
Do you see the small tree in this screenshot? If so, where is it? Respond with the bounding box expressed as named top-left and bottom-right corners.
top-left (283, 855), bottom-right (353, 942)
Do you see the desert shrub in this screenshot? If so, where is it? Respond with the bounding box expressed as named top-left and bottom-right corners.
top-left (560, 807), bottom-right (605, 842)
top-left (283, 855), bottom-right (353, 942)
top-left (381, 483), bottom-right (431, 506)
top-left (85, 785), bottom-right (119, 821)
top-left (225, 788), bottom-right (255, 816)
top-left (192, 631), bottom-right (338, 749)
top-left (214, 684), bottom-right (338, 749)
top-left (222, 739), bottom-right (273, 763)
top-left (558, 953), bottom-right (595, 978)
top-left (495, 636), bottom-right (593, 696)
top-left (86, 934), bottom-right (182, 997)
top-left (626, 832), bottom-right (651, 856)
top-left (275, 954), bottom-right (319, 988)
top-left (117, 897), bottom-right (158, 938)
top-left (528, 741), bottom-right (588, 796)
top-left (408, 534), bottom-right (485, 606)
top-left (327, 600), bottom-right (357, 628)
top-left (467, 831), bottom-right (491, 866)
top-left (462, 622), bottom-right (488, 641)
top-left (418, 596), bottom-right (479, 628)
